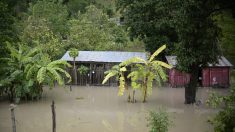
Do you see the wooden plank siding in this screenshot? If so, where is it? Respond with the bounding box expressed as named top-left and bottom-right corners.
top-left (67, 62), bottom-right (119, 86)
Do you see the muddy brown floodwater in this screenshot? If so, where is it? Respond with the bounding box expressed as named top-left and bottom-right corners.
top-left (0, 86), bottom-right (228, 132)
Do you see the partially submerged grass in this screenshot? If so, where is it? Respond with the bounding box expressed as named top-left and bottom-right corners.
top-left (75, 97), bottom-right (84, 100)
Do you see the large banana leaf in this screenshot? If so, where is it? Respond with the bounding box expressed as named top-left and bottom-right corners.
top-left (119, 57), bottom-right (147, 67)
top-left (118, 75), bottom-right (125, 96)
top-left (149, 45), bottom-right (166, 62)
top-left (152, 61), bottom-right (172, 69)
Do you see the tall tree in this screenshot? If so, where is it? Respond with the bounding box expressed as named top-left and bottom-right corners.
top-left (174, 0), bottom-right (224, 104)
top-left (116, 0), bottom-right (178, 55)
top-left (68, 48), bottom-right (79, 85)
top-left (117, 0), bottom-right (235, 104)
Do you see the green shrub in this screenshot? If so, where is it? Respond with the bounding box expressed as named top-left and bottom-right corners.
top-left (207, 85), bottom-right (235, 132)
top-left (147, 109), bottom-right (172, 132)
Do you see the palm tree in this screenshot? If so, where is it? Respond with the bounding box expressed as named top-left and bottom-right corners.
top-left (68, 48), bottom-right (79, 84)
top-left (120, 45), bottom-right (172, 102)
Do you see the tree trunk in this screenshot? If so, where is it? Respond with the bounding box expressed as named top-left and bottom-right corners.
top-left (132, 90), bottom-right (136, 103)
top-left (185, 64), bottom-right (199, 104)
top-left (51, 100), bottom-right (56, 132)
top-left (126, 84), bottom-right (131, 102)
top-left (73, 58), bottom-right (77, 85)
top-left (143, 78), bottom-right (148, 103)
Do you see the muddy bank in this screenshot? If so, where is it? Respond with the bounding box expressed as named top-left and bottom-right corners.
top-left (0, 86), bottom-right (227, 132)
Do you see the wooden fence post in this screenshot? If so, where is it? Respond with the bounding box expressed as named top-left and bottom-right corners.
top-left (51, 100), bottom-right (56, 132)
top-left (9, 104), bottom-right (16, 132)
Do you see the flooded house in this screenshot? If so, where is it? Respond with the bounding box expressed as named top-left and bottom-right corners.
top-left (61, 51), bottom-right (147, 86)
top-left (166, 56), bottom-right (233, 88)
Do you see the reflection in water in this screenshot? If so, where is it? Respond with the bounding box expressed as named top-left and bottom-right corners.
top-left (0, 86), bottom-right (228, 132)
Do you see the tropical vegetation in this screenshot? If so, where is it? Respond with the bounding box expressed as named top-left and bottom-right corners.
top-left (102, 45), bottom-right (172, 102)
top-left (0, 0), bottom-right (139, 102)
top-left (0, 43), bottom-right (71, 102)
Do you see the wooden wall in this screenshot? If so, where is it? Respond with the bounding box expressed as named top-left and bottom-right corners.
top-left (202, 67), bottom-right (230, 88)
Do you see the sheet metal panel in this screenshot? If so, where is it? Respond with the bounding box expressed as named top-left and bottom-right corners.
top-left (61, 51), bottom-right (147, 63)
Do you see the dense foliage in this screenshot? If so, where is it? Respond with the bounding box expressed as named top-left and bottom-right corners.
top-left (68, 5), bottom-right (130, 51)
top-left (207, 85), bottom-right (235, 132)
top-left (0, 0), bottom-right (144, 101)
top-left (116, 0), bottom-right (178, 55)
top-left (217, 12), bottom-right (235, 65)
top-left (0, 1), bottom-right (15, 57)
top-left (0, 43), bottom-right (71, 102)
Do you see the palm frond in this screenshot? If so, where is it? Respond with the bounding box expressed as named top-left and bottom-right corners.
top-left (153, 64), bottom-right (167, 81)
top-left (22, 57), bottom-right (33, 64)
top-left (0, 58), bottom-right (11, 62)
top-left (25, 47), bottom-right (39, 57)
top-left (10, 70), bottom-right (23, 78)
top-left (119, 57), bottom-right (147, 67)
top-left (102, 72), bottom-right (118, 84)
top-left (6, 42), bottom-right (19, 58)
top-left (128, 71), bottom-right (141, 89)
top-left (54, 67), bottom-right (72, 83)
top-left (26, 64), bottom-right (38, 79)
top-left (149, 45), bottom-right (166, 62)
top-left (147, 72), bottom-right (155, 95)
top-left (37, 67), bottom-right (47, 84)
top-left (48, 60), bottom-right (72, 68)
top-left (118, 75), bottom-right (125, 96)
top-left (47, 67), bottom-right (64, 85)
top-left (152, 61), bottom-right (172, 69)
top-left (120, 67), bottom-right (127, 72)
top-left (25, 64), bottom-right (32, 73)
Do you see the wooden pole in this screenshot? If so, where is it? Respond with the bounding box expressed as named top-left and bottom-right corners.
top-left (51, 100), bottom-right (56, 132)
top-left (10, 104), bottom-right (16, 132)
top-left (89, 64), bottom-right (92, 86)
top-left (70, 85), bottom-right (72, 91)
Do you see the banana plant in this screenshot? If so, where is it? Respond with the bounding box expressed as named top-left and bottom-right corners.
top-left (0, 43), bottom-right (39, 101)
top-left (119, 45), bottom-right (172, 102)
top-left (102, 65), bottom-right (132, 102)
top-left (25, 54), bottom-right (72, 88)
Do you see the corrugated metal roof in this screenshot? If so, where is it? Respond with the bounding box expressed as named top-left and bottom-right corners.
top-left (61, 51), bottom-right (147, 63)
top-left (166, 56), bottom-right (233, 67)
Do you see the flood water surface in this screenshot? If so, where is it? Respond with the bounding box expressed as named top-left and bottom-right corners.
top-left (0, 86), bottom-right (227, 132)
